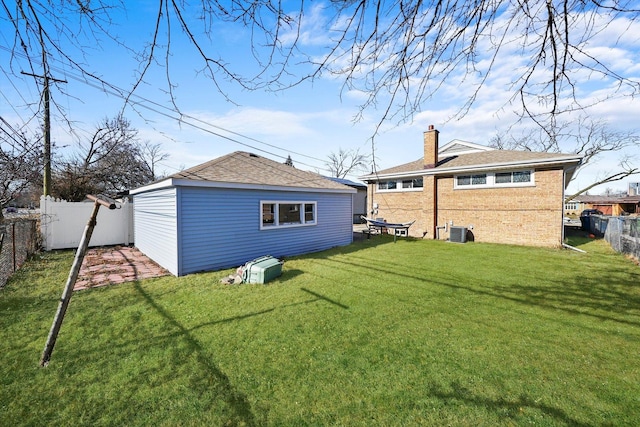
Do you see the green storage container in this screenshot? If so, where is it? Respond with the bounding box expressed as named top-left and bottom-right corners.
top-left (242, 256), bottom-right (283, 284)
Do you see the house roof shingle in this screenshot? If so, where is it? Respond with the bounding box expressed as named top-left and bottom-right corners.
top-left (574, 195), bottom-right (640, 204)
top-left (153, 151), bottom-right (352, 192)
top-left (364, 148), bottom-right (582, 179)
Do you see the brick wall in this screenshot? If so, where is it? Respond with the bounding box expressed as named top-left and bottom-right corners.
top-left (367, 183), bottom-right (433, 239)
top-left (369, 168), bottom-right (566, 247)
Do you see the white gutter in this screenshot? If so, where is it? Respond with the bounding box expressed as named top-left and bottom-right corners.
top-left (360, 156), bottom-right (583, 181)
top-left (130, 178), bottom-right (356, 195)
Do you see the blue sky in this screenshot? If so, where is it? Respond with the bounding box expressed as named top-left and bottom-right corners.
top-left (1, 1), bottom-right (639, 195)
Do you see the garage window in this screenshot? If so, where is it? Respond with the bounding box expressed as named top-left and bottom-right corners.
top-left (261, 201), bottom-right (317, 229)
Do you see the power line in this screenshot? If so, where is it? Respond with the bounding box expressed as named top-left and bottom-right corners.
top-left (0, 44), bottom-right (373, 181)
top-left (0, 64), bottom-right (40, 127)
top-left (0, 45), bottom-right (333, 170)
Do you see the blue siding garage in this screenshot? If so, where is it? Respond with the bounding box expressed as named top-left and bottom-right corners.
top-left (131, 152), bottom-right (355, 276)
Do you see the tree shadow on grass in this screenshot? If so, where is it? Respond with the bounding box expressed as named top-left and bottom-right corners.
top-left (65, 282), bottom-right (350, 424)
top-left (128, 281), bottom-right (262, 425)
top-left (426, 380), bottom-right (589, 426)
top-left (315, 251), bottom-right (640, 328)
top-left (67, 285), bottom-right (346, 364)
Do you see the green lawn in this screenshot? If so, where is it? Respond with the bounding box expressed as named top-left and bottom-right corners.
top-left (1, 235), bottom-right (639, 426)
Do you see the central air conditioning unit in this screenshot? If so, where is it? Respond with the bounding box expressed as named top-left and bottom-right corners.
top-left (449, 226), bottom-right (467, 243)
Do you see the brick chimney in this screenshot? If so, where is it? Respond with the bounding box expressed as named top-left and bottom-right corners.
top-left (423, 125), bottom-right (439, 169)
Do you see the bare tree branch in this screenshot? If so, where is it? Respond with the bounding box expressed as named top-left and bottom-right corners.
top-left (0, 118), bottom-right (42, 216)
top-left (4, 1), bottom-right (639, 128)
top-left (53, 115), bottom-right (164, 200)
top-left (325, 148), bottom-right (369, 178)
top-left (491, 117), bottom-right (640, 197)
top-left (566, 163), bottom-right (639, 201)
top-left (3, 0), bottom-right (640, 181)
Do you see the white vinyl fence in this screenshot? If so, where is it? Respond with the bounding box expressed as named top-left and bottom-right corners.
top-left (40, 195), bottom-right (134, 250)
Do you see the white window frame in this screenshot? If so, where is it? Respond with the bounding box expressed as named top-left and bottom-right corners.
top-left (454, 170), bottom-right (535, 189)
top-left (377, 177), bottom-right (424, 193)
top-left (260, 201), bottom-right (317, 230)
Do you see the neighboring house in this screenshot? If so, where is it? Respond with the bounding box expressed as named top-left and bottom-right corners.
top-left (359, 126), bottom-right (583, 247)
top-left (564, 198), bottom-right (587, 217)
top-left (572, 194), bottom-right (640, 216)
top-left (131, 151), bottom-right (355, 276)
top-left (326, 176), bottom-right (367, 223)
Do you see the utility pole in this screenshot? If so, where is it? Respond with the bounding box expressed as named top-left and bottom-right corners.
top-left (21, 69), bottom-right (66, 196)
top-left (43, 73), bottom-right (51, 196)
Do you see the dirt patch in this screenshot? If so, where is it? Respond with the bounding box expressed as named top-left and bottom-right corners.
top-left (75, 246), bottom-right (170, 291)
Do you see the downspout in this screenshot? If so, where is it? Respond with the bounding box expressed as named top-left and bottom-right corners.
top-left (561, 167), bottom-right (567, 245)
top-left (433, 176), bottom-right (438, 240)
top-left (368, 182), bottom-right (375, 216)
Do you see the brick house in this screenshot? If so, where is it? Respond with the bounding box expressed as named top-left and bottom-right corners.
top-left (359, 126), bottom-right (583, 247)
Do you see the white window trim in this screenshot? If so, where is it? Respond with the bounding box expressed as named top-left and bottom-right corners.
top-left (376, 177), bottom-right (424, 193)
top-left (260, 201), bottom-right (317, 230)
top-left (454, 170), bottom-right (535, 189)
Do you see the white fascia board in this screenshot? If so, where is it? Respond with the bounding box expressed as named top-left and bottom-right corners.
top-left (431, 156), bottom-right (583, 175)
top-left (131, 178), bottom-right (355, 195)
top-left (360, 171), bottom-right (428, 181)
top-left (130, 178), bottom-right (176, 195)
top-left (361, 156), bottom-right (583, 181)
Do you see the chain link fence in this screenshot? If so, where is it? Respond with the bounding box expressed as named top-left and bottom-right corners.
top-left (604, 216), bottom-right (640, 262)
top-left (0, 218), bottom-right (40, 288)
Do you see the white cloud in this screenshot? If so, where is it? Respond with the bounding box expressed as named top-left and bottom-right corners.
top-left (279, 3), bottom-right (333, 47)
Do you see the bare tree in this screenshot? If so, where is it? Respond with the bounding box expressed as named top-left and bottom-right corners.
top-left (53, 115), bottom-right (164, 201)
top-left (3, 1), bottom-right (640, 193)
top-left (140, 141), bottom-right (170, 181)
top-left (0, 118), bottom-right (42, 219)
top-left (325, 148), bottom-right (368, 179)
top-left (3, 2), bottom-right (639, 126)
top-left (491, 118), bottom-right (640, 199)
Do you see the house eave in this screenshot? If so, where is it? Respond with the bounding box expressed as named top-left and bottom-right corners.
top-left (360, 156), bottom-right (583, 182)
top-left (131, 178), bottom-right (356, 195)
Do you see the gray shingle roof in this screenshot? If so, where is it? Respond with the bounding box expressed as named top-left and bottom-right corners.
top-left (374, 150), bottom-right (581, 176)
top-left (169, 151), bottom-right (350, 191)
top-left (575, 195), bottom-right (640, 204)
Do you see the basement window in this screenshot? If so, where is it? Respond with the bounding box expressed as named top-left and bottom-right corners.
top-left (261, 201), bottom-right (317, 229)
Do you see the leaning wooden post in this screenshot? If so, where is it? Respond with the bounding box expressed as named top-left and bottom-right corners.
top-left (40, 195), bottom-right (116, 367)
